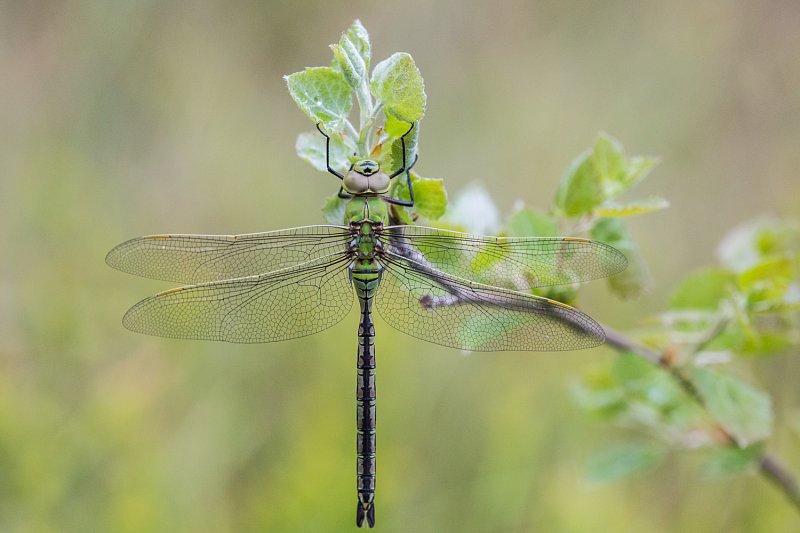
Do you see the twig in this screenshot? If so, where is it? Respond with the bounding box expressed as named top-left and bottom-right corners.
top-left (759, 455), bottom-right (800, 514)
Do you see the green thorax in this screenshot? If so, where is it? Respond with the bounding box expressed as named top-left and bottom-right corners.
top-left (346, 197), bottom-right (387, 278)
top-left (344, 196), bottom-right (389, 226)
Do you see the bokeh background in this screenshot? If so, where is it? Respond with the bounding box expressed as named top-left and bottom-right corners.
top-left (2, 1), bottom-right (799, 531)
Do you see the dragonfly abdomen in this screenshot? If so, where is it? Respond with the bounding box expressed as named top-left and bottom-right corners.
top-left (354, 269), bottom-right (380, 528)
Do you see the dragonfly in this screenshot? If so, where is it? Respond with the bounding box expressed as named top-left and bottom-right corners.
top-left (106, 123), bottom-right (627, 528)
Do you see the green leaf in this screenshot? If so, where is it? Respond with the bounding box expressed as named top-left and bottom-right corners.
top-left (384, 113), bottom-right (412, 137)
top-left (330, 20), bottom-right (371, 119)
top-left (285, 67), bottom-right (353, 131)
top-left (669, 268), bottom-right (735, 311)
top-left (591, 218), bottom-right (650, 299)
top-left (554, 149), bottom-right (604, 217)
top-left (413, 175), bottom-right (447, 219)
top-left (321, 194), bottom-right (347, 224)
top-left (586, 443), bottom-right (665, 483)
top-left (331, 20), bottom-right (370, 87)
top-left (389, 171), bottom-right (447, 221)
top-left (593, 134), bottom-right (626, 190)
top-left (505, 207), bottom-right (558, 237)
top-left (613, 353), bottom-right (685, 410)
top-left (371, 52), bottom-right (426, 122)
top-left (738, 256), bottom-right (793, 291)
top-left (554, 134), bottom-right (659, 216)
top-left (596, 197), bottom-right (670, 218)
top-left (387, 119), bottom-right (420, 172)
top-left (621, 156), bottom-right (658, 191)
top-left (703, 444), bottom-right (763, 477)
top-left (691, 367), bottom-right (773, 446)
top-left (330, 44), bottom-right (365, 92)
top-left (295, 131), bottom-right (351, 173)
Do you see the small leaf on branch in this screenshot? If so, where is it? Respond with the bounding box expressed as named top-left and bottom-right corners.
top-left (295, 131), bottom-right (351, 172)
top-left (555, 133), bottom-right (659, 216)
top-left (554, 149), bottom-right (604, 216)
top-left (285, 67), bottom-right (353, 131)
top-left (331, 19), bottom-right (370, 91)
top-left (387, 120), bottom-right (420, 172)
top-left (321, 194), bottom-right (348, 225)
top-left (669, 269), bottom-right (735, 311)
top-left (389, 171), bottom-right (447, 222)
top-left (586, 443), bottom-right (665, 483)
top-left (691, 367), bottom-right (773, 446)
top-left (596, 197), bottom-right (670, 218)
top-left (591, 218), bottom-right (651, 299)
top-left (703, 444), bottom-right (763, 477)
top-left (371, 52), bottom-right (426, 122)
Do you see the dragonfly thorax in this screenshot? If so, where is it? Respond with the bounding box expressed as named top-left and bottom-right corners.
top-left (350, 221), bottom-right (384, 261)
top-left (344, 159), bottom-right (390, 195)
top-left (345, 196), bottom-right (389, 225)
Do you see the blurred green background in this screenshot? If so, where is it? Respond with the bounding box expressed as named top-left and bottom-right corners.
top-left (2, 1), bottom-right (799, 531)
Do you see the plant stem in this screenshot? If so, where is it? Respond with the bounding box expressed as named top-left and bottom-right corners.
top-left (345, 121), bottom-right (360, 145)
top-left (759, 455), bottom-right (800, 514)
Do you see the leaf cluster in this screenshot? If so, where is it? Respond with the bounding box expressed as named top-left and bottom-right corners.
top-left (439, 134), bottom-right (664, 304)
top-left (285, 20), bottom-right (444, 224)
top-left (574, 218), bottom-right (799, 481)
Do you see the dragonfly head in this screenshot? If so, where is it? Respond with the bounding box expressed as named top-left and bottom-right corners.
top-left (344, 159), bottom-right (390, 196)
top-left (352, 159), bottom-right (380, 176)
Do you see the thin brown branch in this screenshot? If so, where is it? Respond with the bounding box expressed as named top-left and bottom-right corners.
top-left (759, 455), bottom-right (800, 514)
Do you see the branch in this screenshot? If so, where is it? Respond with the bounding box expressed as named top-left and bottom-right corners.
top-left (759, 455), bottom-right (800, 514)
top-left (387, 231), bottom-right (800, 514)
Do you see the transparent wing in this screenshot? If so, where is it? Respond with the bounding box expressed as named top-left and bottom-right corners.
top-left (122, 253), bottom-right (354, 343)
top-left (376, 252), bottom-right (605, 351)
top-left (107, 225), bottom-right (353, 284)
top-left (380, 225), bottom-right (627, 289)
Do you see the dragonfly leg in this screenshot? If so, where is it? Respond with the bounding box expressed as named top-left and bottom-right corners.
top-left (384, 122), bottom-right (417, 207)
top-left (316, 122), bottom-right (345, 180)
top-left (338, 186), bottom-right (353, 200)
top-left (388, 122), bottom-right (416, 179)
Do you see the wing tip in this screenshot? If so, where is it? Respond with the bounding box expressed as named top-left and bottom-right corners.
top-left (593, 240), bottom-right (630, 277)
top-left (105, 242), bottom-right (127, 270)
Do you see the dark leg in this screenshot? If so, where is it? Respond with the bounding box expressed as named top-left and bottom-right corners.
top-left (338, 186), bottom-right (353, 200)
top-left (316, 122), bottom-right (344, 180)
top-left (384, 123), bottom-right (418, 207)
top-left (388, 122), bottom-right (416, 179)
top-left (382, 155), bottom-right (417, 207)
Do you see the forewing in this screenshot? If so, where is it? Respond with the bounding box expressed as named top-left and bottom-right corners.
top-left (107, 225), bottom-right (352, 284)
top-left (122, 253), bottom-right (354, 343)
top-left (376, 252), bottom-right (605, 351)
top-left (381, 225), bottom-right (627, 289)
